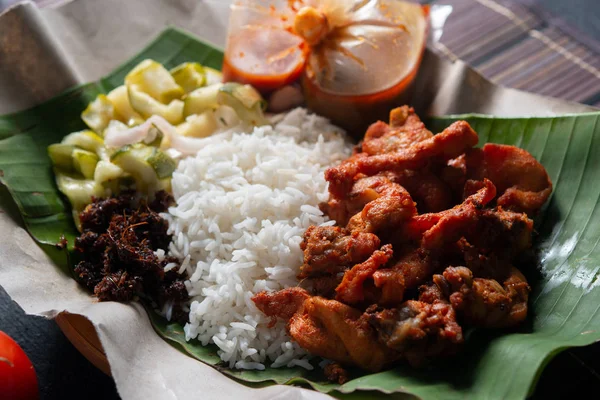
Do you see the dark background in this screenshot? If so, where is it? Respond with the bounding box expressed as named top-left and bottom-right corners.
top-left (1, 0), bottom-right (600, 399)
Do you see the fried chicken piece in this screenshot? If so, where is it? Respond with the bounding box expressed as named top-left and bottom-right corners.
top-left (466, 144), bottom-right (552, 216)
top-left (365, 298), bottom-right (463, 367)
top-left (335, 244), bottom-right (394, 305)
top-left (321, 174), bottom-right (412, 227)
top-left (419, 277), bottom-right (447, 303)
top-left (308, 275), bottom-right (344, 298)
top-left (470, 208), bottom-right (533, 255)
top-left (418, 179), bottom-right (497, 250)
top-left (366, 246), bottom-right (433, 307)
top-left (325, 120), bottom-right (479, 199)
top-left (345, 180), bottom-right (417, 234)
top-left (254, 289), bottom-right (395, 371)
top-left (392, 180), bottom-right (533, 257)
top-left (384, 247), bottom-right (435, 290)
top-left (253, 289), bottom-right (355, 364)
top-left (322, 171), bottom-right (452, 226)
top-left (291, 296), bottom-right (395, 371)
top-left (369, 269), bottom-right (406, 307)
top-left (384, 169), bottom-right (454, 213)
top-left (419, 190), bottom-right (533, 256)
top-left (252, 287), bottom-right (311, 327)
top-left (437, 265), bottom-right (530, 328)
top-left (361, 106), bottom-right (433, 155)
top-left (298, 226), bottom-right (380, 279)
top-left (440, 154), bottom-right (467, 198)
top-left (397, 214), bottom-right (444, 244)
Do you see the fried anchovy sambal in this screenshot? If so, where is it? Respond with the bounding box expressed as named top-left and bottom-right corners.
top-left (73, 191), bottom-right (188, 323)
top-left (253, 106), bottom-right (552, 380)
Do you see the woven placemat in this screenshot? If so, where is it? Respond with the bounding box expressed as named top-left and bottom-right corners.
top-left (430, 0), bottom-right (600, 108)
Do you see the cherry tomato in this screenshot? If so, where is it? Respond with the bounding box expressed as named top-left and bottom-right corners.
top-left (0, 331), bottom-right (39, 400)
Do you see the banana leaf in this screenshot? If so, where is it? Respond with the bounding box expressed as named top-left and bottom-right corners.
top-left (1, 27), bottom-right (600, 399)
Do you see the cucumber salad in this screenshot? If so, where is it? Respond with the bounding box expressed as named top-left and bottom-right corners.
top-left (48, 59), bottom-right (268, 228)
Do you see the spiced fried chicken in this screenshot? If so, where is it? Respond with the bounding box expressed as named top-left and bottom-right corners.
top-left (252, 107), bottom-right (552, 380)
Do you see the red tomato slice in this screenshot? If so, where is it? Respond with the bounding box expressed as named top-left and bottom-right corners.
top-left (0, 331), bottom-right (39, 400)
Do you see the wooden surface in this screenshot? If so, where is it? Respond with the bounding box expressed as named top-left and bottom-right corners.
top-left (54, 313), bottom-right (111, 376)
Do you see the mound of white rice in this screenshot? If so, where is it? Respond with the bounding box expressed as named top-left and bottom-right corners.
top-left (162, 108), bottom-right (351, 370)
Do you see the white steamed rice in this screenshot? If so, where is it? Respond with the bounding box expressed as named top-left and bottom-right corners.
top-left (162, 108), bottom-right (352, 370)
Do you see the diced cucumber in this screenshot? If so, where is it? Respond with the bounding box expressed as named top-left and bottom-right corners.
top-left (62, 130), bottom-right (104, 153)
top-left (110, 143), bottom-right (177, 192)
top-left (170, 62), bottom-right (206, 93)
top-left (55, 172), bottom-right (106, 231)
top-left (111, 145), bottom-right (158, 192)
top-left (220, 82), bottom-right (266, 110)
top-left (128, 86), bottom-right (184, 125)
top-left (81, 95), bottom-right (119, 134)
top-left (147, 150), bottom-right (177, 179)
top-left (183, 84), bottom-right (222, 117)
top-left (94, 160), bottom-right (123, 184)
top-left (214, 105), bottom-right (241, 129)
top-left (204, 67), bottom-right (223, 85)
top-left (106, 85), bottom-right (144, 126)
top-left (48, 144), bottom-right (75, 172)
top-left (72, 149), bottom-right (99, 179)
top-left (55, 173), bottom-right (105, 210)
top-left (125, 59), bottom-right (185, 103)
top-left (217, 83), bottom-right (269, 126)
top-left (177, 111), bottom-right (218, 138)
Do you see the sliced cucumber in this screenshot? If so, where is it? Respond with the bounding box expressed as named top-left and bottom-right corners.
top-left (48, 143), bottom-right (75, 172)
top-left (81, 95), bottom-right (119, 134)
top-left (55, 172), bottom-right (106, 231)
top-left (204, 67), bottom-right (223, 85)
top-left (183, 84), bottom-right (222, 117)
top-left (220, 83), bottom-right (266, 110)
top-left (214, 105), bottom-right (241, 129)
top-left (103, 119), bottom-right (129, 138)
top-left (62, 130), bottom-right (104, 153)
top-left (170, 62), bottom-right (206, 93)
top-left (177, 111), bottom-right (218, 138)
top-left (55, 173), bottom-right (105, 210)
top-left (110, 143), bottom-right (177, 192)
top-left (217, 83), bottom-right (269, 126)
top-left (128, 86), bottom-right (184, 125)
top-left (72, 149), bottom-right (99, 179)
top-left (148, 150), bottom-right (177, 179)
top-left (125, 59), bottom-right (185, 103)
top-left (106, 85), bottom-right (144, 126)
top-left (94, 160), bottom-right (124, 184)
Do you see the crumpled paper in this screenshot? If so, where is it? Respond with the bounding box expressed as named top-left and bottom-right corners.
top-left (0, 1), bottom-right (596, 400)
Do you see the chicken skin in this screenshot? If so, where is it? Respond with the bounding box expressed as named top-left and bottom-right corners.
top-left (466, 144), bottom-right (552, 216)
top-left (298, 226), bottom-right (380, 278)
top-left (325, 120), bottom-right (479, 199)
top-left (253, 288), bottom-right (396, 371)
top-left (360, 106), bottom-right (434, 155)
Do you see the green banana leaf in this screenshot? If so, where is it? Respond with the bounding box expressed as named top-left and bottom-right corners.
top-left (1, 26), bottom-right (600, 399)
